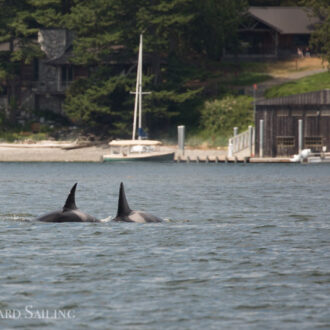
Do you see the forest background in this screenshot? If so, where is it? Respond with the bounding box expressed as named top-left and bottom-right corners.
top-left (0, 0), bottom-right (329, 145)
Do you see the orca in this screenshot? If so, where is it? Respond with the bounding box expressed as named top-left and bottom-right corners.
top-left (113, 182), bottom-right (163, 223)
top-left (36, 183), bottom-right (101, 222)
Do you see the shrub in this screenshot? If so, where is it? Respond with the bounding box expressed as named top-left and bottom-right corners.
top-left (200, 95), bottom-right (253, 139)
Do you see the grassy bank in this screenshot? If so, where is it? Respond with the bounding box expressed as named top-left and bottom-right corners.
top-left (265, 71), bottom-right (330, 98)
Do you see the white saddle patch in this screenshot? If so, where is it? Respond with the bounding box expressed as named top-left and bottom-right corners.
top-left (100, 216), bottom-right (112, 223)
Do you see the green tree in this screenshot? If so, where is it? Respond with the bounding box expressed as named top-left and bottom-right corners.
top-left (0, 0), bottom-right (253, 137)
top-left (62, 0), bottom-right (140, 135)
top-left (135, 0), bottom-right (195, 83)
top-left (0, 0), bottom-right (42, 123)
top-left (63, 0), bottom-right (202, 137)
top-left (302, 0), bottom-right (330, 68)
top-left (187, 0), bottom-right (248, 60)
top-left (64, 67), bottom-right (137, 137)
top-left (248, 0), bottom-right (302, 5)
top-left (29, 0), bottom-right (73, 27)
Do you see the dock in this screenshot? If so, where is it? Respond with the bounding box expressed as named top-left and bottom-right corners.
top-left (174, 154), bottom-right (291, 163)
top-left (173, 147), bottom-right (291, 163)
top-left (249, 157), bottom-right (291, 163)
top-left (175, 154), bottom-right (250, 163)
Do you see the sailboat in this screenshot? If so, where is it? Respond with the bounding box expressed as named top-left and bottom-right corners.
top-left (103, 35), bottom-right (175, 161)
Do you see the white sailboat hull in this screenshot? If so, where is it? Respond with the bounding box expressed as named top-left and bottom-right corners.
top-left (103, 151), bottom-right (174, 161)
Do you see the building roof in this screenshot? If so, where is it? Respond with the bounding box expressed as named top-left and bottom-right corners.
top-left (248, 7), bottom-right (319, 34)
top-left (46, 45), bottom-right (73, 65)
top-left (257, 90), bottom-right (330, 106)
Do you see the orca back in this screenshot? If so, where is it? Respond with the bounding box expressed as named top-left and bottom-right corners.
top-left (36, 183), bottom-right (99, 223)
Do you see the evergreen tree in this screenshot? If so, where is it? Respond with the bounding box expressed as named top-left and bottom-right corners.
top-left (188, 0), bottom-right (248, 60)
top-left (302, 0), bottom-right (330, 68)
top-left (248, 0), bottom-right (302, 5)
top-left (0, 0), bottom-right (42, 124)
top-left (63, 0), bottom-right (202, 137)
top-left (0, 0), bottom-right (251, 136)
top-left (62, 0), bottom-right (144, 136)
top-left (29, 0), bottom-right (73, 27)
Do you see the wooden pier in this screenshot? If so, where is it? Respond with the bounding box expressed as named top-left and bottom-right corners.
top-left (175, 155), bottom-right (292, 163)
top-left (175, 154), bottom-right (250, 163)
top-left (250, 157), bottom-right (290, 163)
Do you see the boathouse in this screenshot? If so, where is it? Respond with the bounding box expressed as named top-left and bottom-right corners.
top-left (255, 90), bottom-right (330, 157)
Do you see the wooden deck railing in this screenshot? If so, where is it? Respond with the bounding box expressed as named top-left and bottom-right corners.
top-left (228, 126), bottom-right (255, 156)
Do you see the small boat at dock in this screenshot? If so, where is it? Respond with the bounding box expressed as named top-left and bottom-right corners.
top-left (103, 140), bottom-right (174, 161)
top-left (306, 153), bottom-right (330, 163)
top-left (290, 148), bottom-right (330, 163)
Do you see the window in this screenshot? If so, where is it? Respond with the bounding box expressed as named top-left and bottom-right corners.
top-left (61, 65), bottom-right (73, 88)
top-left (277, 110), bottom-right (289, 117)
top-left (277, 136), bottom-right (295, 147)
top-left (304, 137), bottom-right (322, 148)
top-left (33, 58), bottom-right (39, 81)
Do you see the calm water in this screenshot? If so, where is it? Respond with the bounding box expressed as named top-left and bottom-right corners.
top-left (0, 162), bottom-right (329, 329)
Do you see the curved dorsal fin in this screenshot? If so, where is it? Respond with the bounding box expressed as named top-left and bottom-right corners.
top-left (63, 183), bottom-right (78, 211)
top-left (116, 182), bottom-right (131, 217)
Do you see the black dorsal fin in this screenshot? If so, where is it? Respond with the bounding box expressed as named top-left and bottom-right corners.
top-left (116, 182), bottom-right (131, 217)
top-left (63, 183), bottom-right (78, 211)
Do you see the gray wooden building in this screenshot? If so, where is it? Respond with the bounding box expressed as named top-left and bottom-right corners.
top-left (255, 90), bottom-right (330, 157)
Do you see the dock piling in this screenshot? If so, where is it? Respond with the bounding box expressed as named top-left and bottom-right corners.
top-left (298, 119), bottom-right (303, 154)
top-left (259, 119), bottom-right (264, 158)
top-left (248, 125), bottom-right (253, 156)
top-left (177, 125), bottom-right (185, 156)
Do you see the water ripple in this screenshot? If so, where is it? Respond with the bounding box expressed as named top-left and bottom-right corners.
top-left (0, 163), bottom-right (330, 329)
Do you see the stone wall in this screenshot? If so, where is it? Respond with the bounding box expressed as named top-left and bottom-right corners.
top-left (35, 29), bottom-right (72, 113)
top-left (38, 29), bottom-right (68, 59)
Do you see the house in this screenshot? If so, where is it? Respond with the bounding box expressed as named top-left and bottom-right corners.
top-left (0, 29), bottom-right (138, 121)
top-left (28, 29), bottom-right (89, 115)
top-left (224, 7), bottom-right (319, 59)
top-left (255, 90), bottom-right (330, 157)
top-left (0, 29), bottom-right (88, 120)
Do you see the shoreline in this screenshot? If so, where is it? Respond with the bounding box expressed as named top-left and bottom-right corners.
top-left (0, 145), bottom-right (108, 162)
top-left (0, 141), bottom-right (293, 163)
top-left (0, 142), bottom-right (228, 162)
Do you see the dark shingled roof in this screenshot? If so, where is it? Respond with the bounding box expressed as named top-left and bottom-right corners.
top-left (46, 45), bottom-right (73, 65)
top-left (257, 90), bottom-right (330, 106)
top-left (248, 7), bottom-right (319, 34)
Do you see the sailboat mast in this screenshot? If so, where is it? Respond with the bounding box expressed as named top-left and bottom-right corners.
top-left (131, 34), bottom-right (151, 140)
top-left (138, 34), bottom-right (143, 140)
top-left (132, 37), bottom-right (141, 140)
